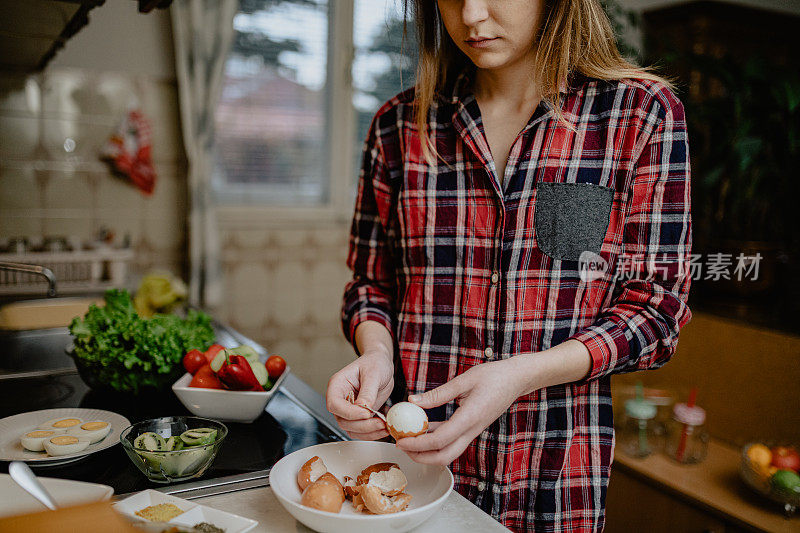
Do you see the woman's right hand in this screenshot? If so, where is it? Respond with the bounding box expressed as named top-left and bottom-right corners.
top-left (326, 349), bottom-right (394, 440)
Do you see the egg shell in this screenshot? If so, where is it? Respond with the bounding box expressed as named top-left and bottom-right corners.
top-left (66, 420), bottom-right (112, 444)
top-left (43, 435), bottom-right (91, 456)
top-left (301, 477), bottom-right (345, 513)
top-left (386, 402), bottom-right (429, 440)
top-left (360, 484), bottom-right (412, 514)
top-left (297, 456), bottom-right (327, 492)
top-left (358, 465), bottom-right (407, 496)
top-left (342, 476), bottom-right (359, 499)
top-left (20, 430), bottom-right (58, 452)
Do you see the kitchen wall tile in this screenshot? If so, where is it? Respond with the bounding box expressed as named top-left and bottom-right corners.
top-left (0, 116), bottom-right (38, 159)
top-left (40, 115), bottom-right (113, 161)
top-left (312, 336), bottom-right (354, 389)
top-left (142, 81), bottom-right (183, 163)
top-left (95, 72), bottom-right (141, 117)
top-left (0, 74), bottom-right (39, 114)
top-left (41, 69), bottom-right (92, 118)
top-left (0, 167), bottom-right (40, 209)
top-left (225, 229), bottom-right (272, 250)
top-left (0, 211), bottom-right (42, 237)
top-left (229, 262), bottom-right (271, 304)
top-left (272, 260), bottom-right (310, 326)
top-left (231, 298), bottom-right (269, 331)
top-left (43, 172), bottom-right (94, 210)
top-left (94, 213), bottom-right (144, 245)
top-left (143, 173), bottom-right (186, 216)
top-left (142, 211), bottom-right (185, 251)
top-left (42, 216), bottom-right (93, 239)
top-left (96, 173), bottom-right (147, 213)
top-left (274, 228), bottom-right (311, 248)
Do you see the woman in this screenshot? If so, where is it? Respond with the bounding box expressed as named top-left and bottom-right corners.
top-left (327, 0), bottom-right (691, 531)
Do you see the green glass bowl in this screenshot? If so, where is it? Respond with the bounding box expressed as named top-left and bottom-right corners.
top-left (120, 416), bottom-right (227, 483)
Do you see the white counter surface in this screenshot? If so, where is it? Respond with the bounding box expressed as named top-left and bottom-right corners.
top-left (194, 485), bottom-right (510, 533)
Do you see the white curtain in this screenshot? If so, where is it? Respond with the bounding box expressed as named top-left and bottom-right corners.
top-left (171, 0), bottom-right (237, 308)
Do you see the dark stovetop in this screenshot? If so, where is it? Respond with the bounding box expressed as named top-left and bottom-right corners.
top-left (0, 372), bottom-right (342, 496)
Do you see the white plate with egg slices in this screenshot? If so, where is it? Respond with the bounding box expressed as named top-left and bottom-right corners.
top-left (0, 408), bottom-right (130, 466)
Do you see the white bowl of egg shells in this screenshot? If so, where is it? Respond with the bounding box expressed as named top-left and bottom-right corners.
top-left (270, 438), bottom-right (453, 533)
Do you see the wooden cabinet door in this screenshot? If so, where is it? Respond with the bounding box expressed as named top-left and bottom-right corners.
top-left (605, 470), bottom-right (729, 533)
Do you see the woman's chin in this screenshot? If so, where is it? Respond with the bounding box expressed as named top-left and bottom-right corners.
top-left (463, 51), bottom-right (518, 72)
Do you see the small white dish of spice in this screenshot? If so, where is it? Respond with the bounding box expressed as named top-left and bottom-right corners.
top-left (113, 489), bottom-right (257, 533)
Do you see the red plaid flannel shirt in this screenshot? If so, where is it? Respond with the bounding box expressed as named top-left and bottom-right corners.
top-left (341, 70), bottom-right (692, 532)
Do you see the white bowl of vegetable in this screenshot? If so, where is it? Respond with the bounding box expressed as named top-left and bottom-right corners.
top-left (120, 416), bottom-right (227, 483)
top-left (171, 345), bottom-right (290, 423)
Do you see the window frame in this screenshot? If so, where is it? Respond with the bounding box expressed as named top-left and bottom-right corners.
top-left (215, 0), bottom-right (357, 227)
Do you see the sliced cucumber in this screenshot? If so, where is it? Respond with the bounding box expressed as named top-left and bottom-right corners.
top-left (249, 360), bottom-right (269, 388)
top-left (134, 432), bottom-right (167, 451)
top-left (180, 428), bottom-right (217, 446)
top-left (165, 436), bottom-right (184, 451)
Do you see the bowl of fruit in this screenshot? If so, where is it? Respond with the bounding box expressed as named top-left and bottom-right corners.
top-left (740, 442), bottom-right (800, 515)
top-left (171, 344), bottom-right (289, 423)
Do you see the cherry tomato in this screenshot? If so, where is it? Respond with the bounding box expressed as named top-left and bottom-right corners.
top-left (266, 355), bottom-right (286, 379)
top-left (189, 364), bottom-right (224, 389)
top-left (204, 344), bottom-right (225, 364)
top-left (183, 349), bottom-right (207, 375)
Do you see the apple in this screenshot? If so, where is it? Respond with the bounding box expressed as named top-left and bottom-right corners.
top-left (770, 446), bottom-right (800, 472)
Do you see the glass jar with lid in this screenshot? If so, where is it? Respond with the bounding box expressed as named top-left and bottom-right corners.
top-left (619, 397), bottom-right (659, 458)
top-left (665, 402), bottom-right (709, 464)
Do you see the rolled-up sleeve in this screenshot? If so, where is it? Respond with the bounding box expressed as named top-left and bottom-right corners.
top-left (569, 90), bottom-right (692, 382)
top-left (341, 113), bottom-right (398, 352)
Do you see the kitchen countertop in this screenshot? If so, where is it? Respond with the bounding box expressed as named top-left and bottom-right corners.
top-left (614, 438), bottom-right (799, 533)
top-left (193, 484), bottom-right (510, 533)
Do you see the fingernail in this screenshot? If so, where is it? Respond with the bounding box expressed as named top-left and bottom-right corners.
top-left (408, 395), bottom-right (420, 402)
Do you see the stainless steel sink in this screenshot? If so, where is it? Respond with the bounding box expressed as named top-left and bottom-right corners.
top-left (0, 327), bottom-right (76, 380)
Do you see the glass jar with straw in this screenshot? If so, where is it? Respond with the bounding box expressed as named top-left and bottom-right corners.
top-left (665, 387), bottom-right (709, 464)
top-left (619, 382), bottom-right (659, 458)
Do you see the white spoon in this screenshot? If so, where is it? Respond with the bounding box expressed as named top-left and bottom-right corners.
top-left (8, 461), bottom-right (58, 511)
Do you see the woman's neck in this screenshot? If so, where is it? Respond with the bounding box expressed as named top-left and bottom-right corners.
top-left (473, 58), bottom-right (541, 109)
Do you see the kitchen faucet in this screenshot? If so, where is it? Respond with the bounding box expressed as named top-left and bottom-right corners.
top-left (0, 261), bottom-right (57, 297)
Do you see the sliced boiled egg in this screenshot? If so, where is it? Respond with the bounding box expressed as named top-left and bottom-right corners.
top-left (38, 417), bottom-right (83, 432)
top-left (43, 435), bottom-right (91, 456)
top-left (67, 420), bottom-right (111, 443)
top-left (20, 430), bottom-right (58, 452)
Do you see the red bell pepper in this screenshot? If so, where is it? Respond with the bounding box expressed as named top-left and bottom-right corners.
top-left (216, 353), bottom-right (263, 391)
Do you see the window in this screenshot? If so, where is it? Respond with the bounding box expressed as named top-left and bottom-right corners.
top-left (214, 0), bottom-right (330, 205)
top-left (213, 0), bottom-right (418, 210)
top-left (352, 0), bottom-right (417, 184)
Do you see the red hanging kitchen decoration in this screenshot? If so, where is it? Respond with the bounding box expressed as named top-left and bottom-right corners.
top-left (102, 109), bottom-right (157, 195)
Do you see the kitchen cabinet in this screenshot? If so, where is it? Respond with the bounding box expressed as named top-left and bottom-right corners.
top-left (0, 0), bottom-right (171, 72)
top-left (605, 440), bottom-right (798, 533)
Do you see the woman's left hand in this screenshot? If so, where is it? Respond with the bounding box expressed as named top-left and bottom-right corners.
top-left (395, 358), bottom-right (528, 465)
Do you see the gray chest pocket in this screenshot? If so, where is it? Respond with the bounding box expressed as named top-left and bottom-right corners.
top-left (534, 182), bottom-right (614, 261)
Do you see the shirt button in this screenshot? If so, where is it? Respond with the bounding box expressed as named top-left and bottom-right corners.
top-left (484, 347), bottom-right (493, 358)
top-left (477, 481), bottom-right (486, 491)
top-left (491, 272), bottom-right (499, 284)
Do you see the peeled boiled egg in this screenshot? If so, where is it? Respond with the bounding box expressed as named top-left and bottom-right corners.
top-left (43, 435), bottom-right (91, 456)
top-left (385, 402), bottom-right (429, 440)
top-left (38, 417), bottom-right (83, 432)
top-left (20, 430), bottom-right (58, 452)
top-left (67, 421), bottom-right (111, 443)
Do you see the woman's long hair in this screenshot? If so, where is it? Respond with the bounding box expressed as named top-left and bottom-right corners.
top-left (406, 0), bottom-right (677, 163)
